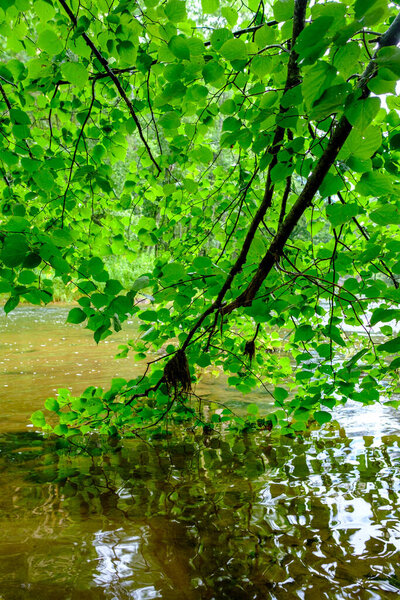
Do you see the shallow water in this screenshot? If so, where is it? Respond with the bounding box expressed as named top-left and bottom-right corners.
top-left (0, 306), bottom-right (272, 433)
top-left (1, 307), bottom-right (400, 599)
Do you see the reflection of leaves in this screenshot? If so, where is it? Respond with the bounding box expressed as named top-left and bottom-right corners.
top-left (3, 429), bottom-right (400, 598)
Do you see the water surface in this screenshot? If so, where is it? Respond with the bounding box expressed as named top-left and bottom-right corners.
top-left (1, 306), bottom-right (400, 599)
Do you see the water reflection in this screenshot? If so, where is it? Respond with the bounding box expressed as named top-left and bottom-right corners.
top-left (3, 307), bottom-right (400, 598)
top-left (0, 430), bottom-right (400, 599)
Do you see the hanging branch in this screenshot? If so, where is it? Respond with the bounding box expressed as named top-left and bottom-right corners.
top-left (54, 23), bottom-right (278, 86)
top-left (0, 82), bottom-right (34, 159)
top-left (61, 78), bottom-right (96, 227)
top-left (336, 191), bottom-right (399, 289)
top-left (221, 11), bottom-right (400, 315)
top-left (57, 0), bottom-right (161, 175)
top-left (181, 0), bottom-right (308, 351)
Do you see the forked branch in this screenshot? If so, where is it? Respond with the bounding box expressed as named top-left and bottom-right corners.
top-left (57, 0), bottom-right (161, 174)
top-left (221, 11), bottom-right (400, 315)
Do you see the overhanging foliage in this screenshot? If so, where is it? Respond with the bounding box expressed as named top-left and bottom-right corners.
top-left (1, 0), bottom-right (400, 435)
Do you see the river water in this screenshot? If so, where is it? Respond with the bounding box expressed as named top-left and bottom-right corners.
top-left (1, 307), bottom-right (400, 599)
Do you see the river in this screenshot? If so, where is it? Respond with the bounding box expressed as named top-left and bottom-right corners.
top-left (1, 306), bottom-right (400, 599)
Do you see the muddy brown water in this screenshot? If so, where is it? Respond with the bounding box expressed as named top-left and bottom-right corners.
top-left (1, 306), bottom-right (400, 600)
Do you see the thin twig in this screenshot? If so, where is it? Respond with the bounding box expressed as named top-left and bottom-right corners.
top-left (58, 0), bottom-right (161, 174)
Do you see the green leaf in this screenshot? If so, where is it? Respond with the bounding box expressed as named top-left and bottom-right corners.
top-left (295, 17), bottom-right (334, 61)
top-left (113, 314), bottom-right (122, 332)
top-left (18, 270), bottom-right (36, 284)
top-left (250, 56), bottom-right (271, 79)
top-left (371, 308), bottom-right (400, 326)
top-left (105, 279), bottom-right (123, 295)
top-left (221, 7), bottom-right (237, 26)
top-left (4, 296), bottom-right (19, 314)
top-left (370, 204), bottom-right (400, 225)
top-left (344, 349), bottom-right (368, 369)
top-left (325, 325), bottom-right (346, 347)
top-left (45, 397), bottom-right (60, 412)
top-left (326, 203), bottom-right (359, 228)
top-left (319, 173), bottom-right (343, 198)
top-left (343, 125), bottom-right (382, 160)
top-left (273, 0), bottom-right (294, 22)
top-left (375, 46), bottom-right (400, 77)
top-left (202, 61), bottom-right (224, 84)
top-left (33, 169), bottom-right (55, 191)
top-left (220, 98), bottom-right (236, 115)
top-left (389, 133), bottom-right (400, 150)
top-left (313, 410), bottom-right (332, 425)
top-left (388, 357), bottom-right (400, 371)
top-left (23, 253), bottom-right (42, 268)
top-left (10, 108), bottom-right (30, 124)
top-left (190, 145), bottom-right (213, 163)
top-left (94, 324), bottom-right (111, 344)
top-left (210, 28), bottom-right (233, 51)
top-left (247, 403), bottom-right (259, 415)
top-left (378, 336), bottom-right (400, 353)
top-left (254, 24), bottom-right (275, 48)
top-left (132, 276), bottom-right (150, 291)
top-left (159, 111), bottom-right (180, 129)
top-left (354, 0), bottom-right (389, 26)
top-left (37, 29), bottom-right (63, 55)
top-left (1, 233), bottom-right (28, 267)
top-left (201, 0), bottom-right (219, 14)
top-left (294, 324), bottom-right (314, 343)
top-left (355, 172), bottom-right (394, 197)
top-left (333, 42), bottom-right (361, 79)
top-left (164, 0), bottom-right (186, 22)
top-left (310, 83), bottom-right (350, 120)
top-left (53, 424), bottom-right (69, 436)
top-left (35, 0), bottom-right (56, 20)
top-left (161, 262), bottom-right (186, 281)
top-left (219, 38), bottom-right (247, 61)
top-left (168, 35), bottom-right (190, 60)
top-left (302, 61), bottom-right (337, 109)
top-left (61, 62), bottom-right (88, 87)
top-left (346, 97), bottom-right (381, 131)
top-left (31, 410), bottom-right (46, 427)
top-left (196, 353), bottom-right (211, 367)
top-left (66, 307), bottom-right (87, 324)
top-left (3, 216), bottom-right (30, 232)
top-left (274, 387), bottom-right (289, 403)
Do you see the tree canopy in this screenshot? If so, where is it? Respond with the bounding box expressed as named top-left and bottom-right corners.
top-left (2, 0), bottom-right (400, 436)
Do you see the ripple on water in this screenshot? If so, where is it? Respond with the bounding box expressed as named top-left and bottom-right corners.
top-left (1, 307), bottom-right (400, 598)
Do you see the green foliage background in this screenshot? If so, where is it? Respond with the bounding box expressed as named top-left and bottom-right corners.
top-left (1, 0), bottom-right (400, 435)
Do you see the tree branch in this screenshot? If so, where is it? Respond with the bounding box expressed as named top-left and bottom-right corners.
top-left (55, 22), bottom-right (279, 86)
top-left (337, 191), bottom-right (399, 289)
top-left (181, 0), bottom-right (308, 350)
top-left (57, 0), bottom-right (161, 175)
top-left (222, 11), bottom-right (400, 315)
top-left (204, 22), bottom-right (278, 47)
